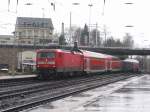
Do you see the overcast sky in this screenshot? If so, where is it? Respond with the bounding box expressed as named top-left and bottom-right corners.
top-left (0, 0), bottom-right (150, 47)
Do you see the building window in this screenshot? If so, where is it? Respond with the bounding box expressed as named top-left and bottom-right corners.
top-left (28, 41), bottom-right (31, 44)
top-left (28, 30), bottom-right (32, 37)
top-left (39, 39), bottom-right (51, 44)
top-left (49, 30), bottom-right (52, 35)
top-left (21, 40), bottom-right (26, 43)
top-left (22, 31), bottom-right (25, 37)
top-left (23, 22), bottom-right (27, 27)
top-left (5, 38), bottom-right (10, 40)
top-left (27, 23), bottom-right (32, 27)
top-left (36, 22), bottom-right (40, 27)
top-left (44, 23), bottom-right (48, 28)
top-left (18, 32), bottom-right (22, 37)
top-left (34, 30), bottom-right (38, 37)
top-left (32, 22), bottom-right (36, 27)
top-left (41, 23), bottom-right (44, 27)
top-left (1, 41), bottom-right (7, 43)
top-left (40, 30), bottom-right (44, 37)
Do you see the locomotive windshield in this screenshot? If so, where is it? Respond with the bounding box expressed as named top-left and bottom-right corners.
top-left (37, 52), bottom-right (55, 58)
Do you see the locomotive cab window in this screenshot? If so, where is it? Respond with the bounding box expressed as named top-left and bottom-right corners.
top-left (37, 52), bottom-right (55, 58)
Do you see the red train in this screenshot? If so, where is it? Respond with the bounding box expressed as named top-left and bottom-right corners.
top-left (122, 59), bottom-right (140, 72)
top-left (36, 49), bottom-right (140, 78)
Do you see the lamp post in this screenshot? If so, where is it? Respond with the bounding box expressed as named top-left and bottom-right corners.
top-left (124, 25), bottom-right (134, 50)
top-left (88, 3), bottom-right (93, 46)
top-left (125, 25), bottom-right (134, 27)
top-left (42, 8), bottom-right (45, 48)
top-left (88, 23), bottom-right (100, 47)
top-left (88, 4), bottom-right (93, 27)
top-left (69, 3), bottom-right (80, 45)
top-left (11, 31), bottom-right (17, 75)
top-left (25, 2), bottom-right (35, 47)
top-left (124, 2), bottom-right (134, 5)
top-left (124, 1), bottom-right (134, 48)
top-left (69, 11), bottom-right (72, 45)
top-left (25, 2), bottom-right (33, 16)
top-left (25, 3), bottom-right (45, 47)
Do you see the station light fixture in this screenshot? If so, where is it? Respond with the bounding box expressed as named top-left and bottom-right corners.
top-left (125, 25), bottom-right (134, 27)
top-left (25, 3), bottom-right (33, 5)
top-left (124, 2), bottom-right (134, 5)
top-left (72, 3), bottom-right (80, 5)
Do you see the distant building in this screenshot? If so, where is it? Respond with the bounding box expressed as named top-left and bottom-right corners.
top-left (0, 35), bottom-right (14, 45)
top-left (15, 17), bottom-right (54, 45)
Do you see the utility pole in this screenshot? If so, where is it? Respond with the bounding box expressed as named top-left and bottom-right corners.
top-left (42, 8), bottom-right (45, 48)
top-left (89, 23), bottom-right (101, 47)
top-left (69, 12), bottom-right (72, 44)
top-left (104, 25), bottom-right (107, 47)
top-left (88, 3), bottom-right (93, 46)
top-left (11, 31), bottom-right (16, 75)
top-left (95, 23), bottom-right (98, 47)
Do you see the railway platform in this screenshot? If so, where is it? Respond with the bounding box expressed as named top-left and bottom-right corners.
top-left (0, 74), bottom-right (36, 80)
top-left (26, 74), bottom-right (150, 112)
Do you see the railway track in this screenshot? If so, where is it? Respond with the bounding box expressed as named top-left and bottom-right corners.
top-left (0, 73), bottom-right (114, 100)
top-left (0, 77), bottom-right (37, 88)
top-left (0, 73), bottom-right (141, 112)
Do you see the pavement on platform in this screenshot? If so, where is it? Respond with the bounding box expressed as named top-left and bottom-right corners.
top-left (0, 74), bottom-right (36, 80)
top-left (24, 74), bottom-right (150, 112)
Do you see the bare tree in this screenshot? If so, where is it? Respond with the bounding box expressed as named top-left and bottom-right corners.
top-left (72, 27), bottom-right (82, 46)
top-left (123, 33), bottom-right (134, 48)
top-left (80, 24), bottom-right (89, 46)
top-left (91, 29), bottom-right (102, 47)
top-left (59, 34), bottom-right (66, 45)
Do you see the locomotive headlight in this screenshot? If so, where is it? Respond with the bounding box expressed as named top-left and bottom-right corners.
top-left (37, 61), bottom-right (55, 64)
top-left (37, 61), bottom-right (45, 64)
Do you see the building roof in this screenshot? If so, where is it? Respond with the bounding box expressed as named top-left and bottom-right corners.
top-left (16, 17), bottom-right (54, 29)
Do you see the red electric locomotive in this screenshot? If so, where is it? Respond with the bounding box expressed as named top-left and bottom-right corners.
top-left (36, 49), bottom-right (84, 78)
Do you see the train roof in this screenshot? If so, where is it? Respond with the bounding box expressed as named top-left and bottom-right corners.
top-left (36, 49), bottom-right (67, 52)
top-left (36, 49), bottom-right (82, 54)
top-left (36, 49), bottom-right (119, 59)
top-left (123, 59), bottom-right (139, 63)
top-left (81, 50), bottom-right (118, 59)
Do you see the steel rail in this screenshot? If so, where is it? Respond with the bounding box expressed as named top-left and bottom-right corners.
top-left (0, 73), bottom-right (120, 100)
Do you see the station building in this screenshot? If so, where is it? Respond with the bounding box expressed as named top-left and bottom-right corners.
top-left (15, 17), bottom-right (54, 45)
